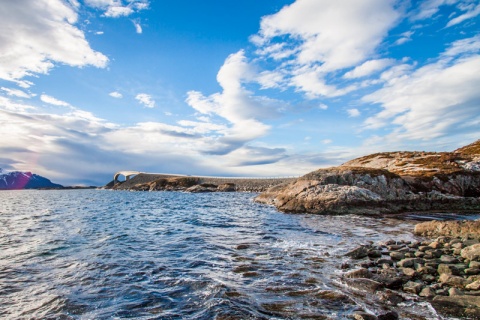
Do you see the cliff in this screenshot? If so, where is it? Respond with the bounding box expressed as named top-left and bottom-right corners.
top-left (255, 140), bottom-right (480, 215)
top-left (0, 168), bottom-right (63, 190)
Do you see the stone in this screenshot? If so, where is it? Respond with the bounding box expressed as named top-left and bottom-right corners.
top-left (346, 246), bottom-right (369, 259)
top-left (438, 264), bottom-right (460, 276)
top-left (397, 258), bottom-right (423, 268)
top-left (377, 290), bottom-right (404, 305)
top-left (353, 312), bottom-right (377, 320)
top-left (429, 241), bottom-right (442, 249)
top-left (440, 255), bottom-right (458, 264)
top-left (419, 287), bottom-right (436, 298)
top-left (368, 250), bottom-right (382, 258)
top-left (417, 265), bottom-right (436, 275)
top-left (389, 252), bottom-right (405, 261)
top-left (402, 268), bottom-right (416, 277)
top-left (376, 258), bottom-right (394, 266)
top-left (432, 295), bottom-right (480, 318)
top-left (439, 274), bottom-right (467, 288)
top-left (452, 242), bottom-right (464, 249)
top-left (466, 281), bottom-right (480, 291)
top-left (465, 268), bottom-right (480, 275)
top-left (345, 268), bottom-right (373, 279)
top-left (462, 244), bottom-right (480, 261)
top-left (470, 261), bottom-right (480, 269)
top-left (217, 183), bottom-right (236, 192)
top-left (345, 278), bottom-right (383, 293)
top-left (377, 311), bottom-right (399, 320)
top-left (449, 287), bottom-right (464, 296)
top-left (403, 281), bottom-right (423, 294)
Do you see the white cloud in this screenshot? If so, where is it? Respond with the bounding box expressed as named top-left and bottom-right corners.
top-left (135, 93), bottom-right (155, 108)
top-left (344, 59), bottom-right (396, 79)
top-left (109, 91), bottom-right (123, 98)
top-left (322, 139), bottom-right (333, 144)
top-left (251, 0), bottom-right (401, 98)
top-left (257, 0), bottom-right (400, 70)
top-left (347, 108), bottom-right (361, 117)
top-left (395, 31), bottom-right (414, 45)
top-left (447, 3), bottom-right (480, 27)
top-left (84, 0), bottom-right (149, 18)
top-left (0, 0), bottom-right (108, 83)
top-left (363, 38), bottom-right (480, 140)
top-left (319, 103), bottom-right (328, 110)
top-left (95, 31), bottom-right (104, 35)
top-left (1, 87), bottom-right (33, 99)
top-left (40, 94), bottom-right (71, 107)
top-left (132, 20), bottom-right (143, 34)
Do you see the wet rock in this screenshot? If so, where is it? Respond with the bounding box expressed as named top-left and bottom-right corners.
top-left (466, 268), bottom-right (480, 275)
top-left (389, 252), bottom-right (404, 261)
top-left (377, 290), bottom-right (404, 305)
top-left (377, 311), bottom-right (399, 320)
top-left (353, 311), bottom-right (377, 320)
top-left (368, 250), bottom-right (382, 258)
top-left (375, 258), bottom-right (394, 266)
top-left (372, 275), bottom-right (404, 290)
top-left (345, 268), bottom-right (373, 279)
top-left (345, 278), bottom-right (383, 293)
top-left (403, 281), bottom-right (423, 294)
top-left (432, 295), bottom-right (480, 318)
top-left (462, 244), bottom-right (480, 261)
top-left (346, 246), bottom-right (369, 259)
top-left (217, 183), bottom-right (236, 192)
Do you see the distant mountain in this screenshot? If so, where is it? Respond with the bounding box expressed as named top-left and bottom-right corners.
top-left (0, 169), bottom-right (63, 190)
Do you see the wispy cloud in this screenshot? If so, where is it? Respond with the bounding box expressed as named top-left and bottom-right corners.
top-left (40, 94), bottom-right (71, 107)
top-left (132, 20), bottom-right (143, 34)
top-left (135, 93), bottom-right (155, 108)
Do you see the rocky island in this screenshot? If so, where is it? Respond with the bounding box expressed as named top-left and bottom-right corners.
top-left (255, 139), bottom-right (480, 215)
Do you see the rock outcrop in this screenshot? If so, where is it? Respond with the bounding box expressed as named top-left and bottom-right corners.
top-left (255, 140), bottom-right (480, 215)
top-left (0, 168), bottom-right (63, 190)
top-left (415, 220), bottom-right (480, 240)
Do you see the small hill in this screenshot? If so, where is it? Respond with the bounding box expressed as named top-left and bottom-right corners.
top-left (341, 139), bottom-right (480, 177)
top-left (0, 169), bottom-right (63, 190)
top-left (255, 139), bottom-right (480, 215)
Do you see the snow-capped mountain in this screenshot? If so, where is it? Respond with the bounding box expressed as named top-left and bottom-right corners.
top-left (0, 169), bottom-right (63, 190)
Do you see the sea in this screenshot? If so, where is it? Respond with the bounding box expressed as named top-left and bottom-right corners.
top-left (0, 189), bottom-right (473, 319)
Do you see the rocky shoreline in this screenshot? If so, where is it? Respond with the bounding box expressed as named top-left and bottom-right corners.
top-left (341, 219), bottom-right (480, 319)
top-left (106, 174), bottom-right (295, 193)
top-left (255, 139), bottom-right (480, 215)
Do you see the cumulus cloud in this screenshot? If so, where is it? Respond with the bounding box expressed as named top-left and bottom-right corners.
top-left (363, 36), bottom-right (480, 140)
top-left (250, 0), bottom-right (401, 98)
top-left (135, 93), bottom-right (155, 108)
top-left (0, 0), bottom-right (108, 83)
top-left (109, 91), bottom-right (123, 98)
top-left (40, 94), bottom-right (71, 107)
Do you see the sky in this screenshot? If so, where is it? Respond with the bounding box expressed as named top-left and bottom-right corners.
top-left (0, 0), bottom-right (479, 186)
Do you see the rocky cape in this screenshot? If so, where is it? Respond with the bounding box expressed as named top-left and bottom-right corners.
top-left (0, 168), bottom-right (63, 190)
top-left (255, 139), bottom-right (480, 215)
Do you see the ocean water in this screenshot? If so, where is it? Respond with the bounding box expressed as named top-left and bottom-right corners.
top-left (0, 189), bottom-right (449, 319)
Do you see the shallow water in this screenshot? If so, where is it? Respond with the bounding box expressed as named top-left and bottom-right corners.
top-left (0, 189), bottom-right (468, 319)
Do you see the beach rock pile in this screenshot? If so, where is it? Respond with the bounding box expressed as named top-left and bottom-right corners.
top-left (342, 235), bottom-right (480, 318)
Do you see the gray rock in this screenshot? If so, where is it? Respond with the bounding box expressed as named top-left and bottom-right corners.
top-left (346, 246), bottom-right (369, 259)
top-left (419, 286), bottom-right (436, 298)
top-left (403, 281), bottom-right (423, 294)
top-left (462, 244), bottom-right (480, 261)
top-left (389, 252), bottom-right (405, 261)
top-left (440, 255), bottom-right (459, 264)
top-left (344, 268), bottom-right (373, 279)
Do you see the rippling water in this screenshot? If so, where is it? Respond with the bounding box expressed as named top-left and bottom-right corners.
top-left (0, 190), bottom-right (451, 319)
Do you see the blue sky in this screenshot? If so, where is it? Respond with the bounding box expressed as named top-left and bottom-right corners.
top-left (0, 0), bottom-right (479, 185)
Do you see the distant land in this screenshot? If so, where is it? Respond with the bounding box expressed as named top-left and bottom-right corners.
top-left (0, 168), bottom-right (96, 190)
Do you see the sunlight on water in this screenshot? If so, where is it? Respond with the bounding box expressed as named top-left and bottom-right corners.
top-left (0, 189), bottom-right (440, 319)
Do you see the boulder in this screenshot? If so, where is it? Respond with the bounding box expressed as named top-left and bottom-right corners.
top-left (462, 244), bottom-right (480, 261)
